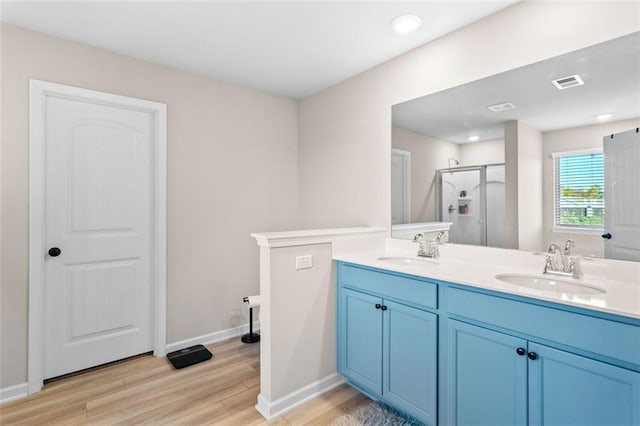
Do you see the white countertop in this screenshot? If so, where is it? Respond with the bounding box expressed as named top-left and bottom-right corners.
top-left (333, 239), bottom-right (640, 320)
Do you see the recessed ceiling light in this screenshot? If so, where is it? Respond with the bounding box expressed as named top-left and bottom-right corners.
top-left (391, 15), bottom-right (421, 34)
top-left (552, 74), bottom-right (584, 90)
top-left (595, 113), bottom-right (614, 121)
top-left (468, 136), bottom-right (480, 142)
top-left (487, 102), bottom-right (516, 112)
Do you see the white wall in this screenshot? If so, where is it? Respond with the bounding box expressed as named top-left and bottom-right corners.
top-left (392, 126), bottom-right (459, 222)
top-left (542, 118), bottom-right (640, 257)
top-left (503, 121), bottom-right (520, 249)
top-left (516, 121), bottom-right (544, 252)
top-left (459, 139), bottom-right (504, 166)
top-left (504, 120), bottom-right (544, 251)
top-left (261, 243), bottom-right (336, 401)
top-left (0, 23), bottom-right (299, 388)
top-left (298, 1), bottom-right (640, 234)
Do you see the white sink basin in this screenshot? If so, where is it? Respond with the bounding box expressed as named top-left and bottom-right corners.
top-left (377, 256), bottom-right (437, 266)
top-left (495, 274), bottom-right (606, 295)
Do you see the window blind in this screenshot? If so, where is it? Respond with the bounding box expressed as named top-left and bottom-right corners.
top-left (554, 151), bottom-right (604, 229)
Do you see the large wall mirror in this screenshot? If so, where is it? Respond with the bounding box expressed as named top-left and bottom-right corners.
top-left (391, 32), bottom-right (640, 261)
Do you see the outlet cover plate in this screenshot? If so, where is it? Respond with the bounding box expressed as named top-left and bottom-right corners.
top-left (296, 255), bottom-right (313, 270)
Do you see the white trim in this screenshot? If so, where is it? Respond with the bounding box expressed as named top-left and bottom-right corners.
top-left (0, 383), bottom-right (28, 404)
top-left (166, 322), bottom-right (260, 353)
top-left (550, 147), bottom-right (602, 158)
top-left (251, 227), bottom-right (387, 248)
top-left (28, 79), bottom-right (167, 394)
top-left (551, 226), bottom-right (603, 235)
top-left (255, 373), bottom-right (345, 420)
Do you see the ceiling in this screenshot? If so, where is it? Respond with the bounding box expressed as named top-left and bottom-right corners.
top-left (392, 32), bottom-right (640, 144)
top-left (0, 1), bottom-right (518, 99)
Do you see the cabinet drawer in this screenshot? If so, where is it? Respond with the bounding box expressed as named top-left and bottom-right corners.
top-left (340, 264), bottom-right (437, 309)
top-left (447, 287), bottom-right (640, 366)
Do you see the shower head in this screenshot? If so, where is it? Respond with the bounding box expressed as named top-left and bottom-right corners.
top-left (448, 158), bottom-right (459, 169)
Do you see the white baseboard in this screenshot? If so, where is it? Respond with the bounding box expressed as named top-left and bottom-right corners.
top-left (0, 382), bottom-right (28, 404)
top-left (166, 321), bottom-right (260, 352)
top-left (255, 372), bottom-right (345, 420)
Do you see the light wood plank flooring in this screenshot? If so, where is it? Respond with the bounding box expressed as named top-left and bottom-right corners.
top-left (0, 338), bottom-right (368, 425)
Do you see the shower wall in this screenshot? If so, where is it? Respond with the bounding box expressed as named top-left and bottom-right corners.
top-left (441, 169), bottom-right (483, 245)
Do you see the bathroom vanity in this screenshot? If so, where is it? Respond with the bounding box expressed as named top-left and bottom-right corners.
top-left (335, 244), bottom-right (640, 425)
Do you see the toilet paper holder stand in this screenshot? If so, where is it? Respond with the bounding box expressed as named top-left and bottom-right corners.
top-left (242, 296), bottom-right (260, 344)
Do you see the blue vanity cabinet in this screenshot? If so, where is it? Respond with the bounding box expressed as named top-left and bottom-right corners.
top-left (337, 261), bottom-right (640, 425)
top-left (445, 286), bottom-right (640, 426)
top-left (528, 342), bottom-right (640, 425)
top-left (337, 262), bottom-right (438, 425)
top-left (383, 299), bottom-right (437, 424)
top-left (339, 287), bottom-right (383, 395)
top-left (448, 320), bottom-right (640, 426)
top-left (447, 320), bottom-right (528, 426)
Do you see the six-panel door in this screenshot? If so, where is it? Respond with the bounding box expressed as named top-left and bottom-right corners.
top-left (529, 342), bottom-right (640, 425)
top-left (448, 320), bottom-right (528, 426)
top-left (339, 288), bottom-right (383, 395)
top-left (383, 300), bottom-right (437, 424)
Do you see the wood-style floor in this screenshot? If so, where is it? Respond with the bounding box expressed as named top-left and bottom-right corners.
top-left (0, 338), bottom-right (368, 425)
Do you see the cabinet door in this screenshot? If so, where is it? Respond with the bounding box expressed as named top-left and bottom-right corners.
top-left (529, 342), bottom-right (640, 425)
top-left (338, 288), bottom-right (383, 395)
top-left (448, 320), bottom-right (527, 426)
top-left (383, 300), bottom-right (437, 425)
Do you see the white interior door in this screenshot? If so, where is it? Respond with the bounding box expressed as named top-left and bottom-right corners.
top-left (44, 95), bottom-right (154, 379)
top-left (391, 149), bottom-right (410, 225)
top-left (604, 128), bottom-right (640, 261)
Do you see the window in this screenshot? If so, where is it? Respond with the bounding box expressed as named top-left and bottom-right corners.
top-left (553, 149), bottom-right (604, 230)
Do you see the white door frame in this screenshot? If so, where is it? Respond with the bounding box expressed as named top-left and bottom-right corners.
top-left (28, 79), bottom-right (167, 394)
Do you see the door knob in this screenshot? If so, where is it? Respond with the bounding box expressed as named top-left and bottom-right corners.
top-left (601, 233), bottom-right (612, 239)
top-left (375, 303), bottom-right (381, 309)
top-left (48, 247), bottom-right (61, 257)
top-left (528, 352), bottom-right (538, 360)
top-left (516, 347), bottom-right (526, 356)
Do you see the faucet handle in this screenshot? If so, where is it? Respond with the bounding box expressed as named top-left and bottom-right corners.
top-left (543, 254), bottom-right (553, 274)
top-left (564, 239), bottom-right (576, 255)
top-left (547, 243), bottom-right (561, 254)
top-left (567, 255), bottom-right (583, 278)
top-left (413, 233), bottom-right (424, 243)
top-left (428, 241), bottom-right (440, 259)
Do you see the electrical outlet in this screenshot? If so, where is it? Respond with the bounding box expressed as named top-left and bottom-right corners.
top-left (295, 255), bottom-right (313, 270)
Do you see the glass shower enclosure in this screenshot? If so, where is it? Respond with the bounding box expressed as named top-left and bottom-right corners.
top-left (436, 164), bottom-right (505, 248)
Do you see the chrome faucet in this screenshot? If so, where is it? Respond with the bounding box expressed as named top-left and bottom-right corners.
top-left (413, 232), bottom-right (442, 258)
top-left (544, 242), bottom-right (582, 279)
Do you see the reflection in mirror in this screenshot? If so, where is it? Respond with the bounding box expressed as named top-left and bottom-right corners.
top-left (436, 164), bottom-right (505, 247)
top-left (391, 32), bottom-right (640, 260)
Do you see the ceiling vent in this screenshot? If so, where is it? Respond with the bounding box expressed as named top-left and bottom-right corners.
top-left (552, 74), bottom-right (584, 90)
top-left (487, 102), bottom-right (516, 112)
